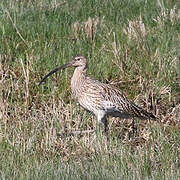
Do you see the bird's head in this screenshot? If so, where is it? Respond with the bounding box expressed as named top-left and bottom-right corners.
top-left (39, 55), bottom-right (88, 86)
top-left (70, 55), bottom-right (87, 68)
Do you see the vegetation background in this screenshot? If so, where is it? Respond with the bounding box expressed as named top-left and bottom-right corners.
top-left (0, 0), bottom-right (179, 179)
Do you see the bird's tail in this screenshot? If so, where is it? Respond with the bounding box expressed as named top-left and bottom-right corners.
top-left (130, 103), bottom-right (156, 120)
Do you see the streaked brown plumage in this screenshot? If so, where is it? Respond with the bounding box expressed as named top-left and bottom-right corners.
top-left (39, 55), bottom-right (156, 132)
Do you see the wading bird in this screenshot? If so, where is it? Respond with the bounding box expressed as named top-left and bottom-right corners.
top-left (39, 55), bottom-right (156, 133)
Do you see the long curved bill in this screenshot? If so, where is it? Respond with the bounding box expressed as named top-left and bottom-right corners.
top-left (39, 62), bottom-right (72, 86)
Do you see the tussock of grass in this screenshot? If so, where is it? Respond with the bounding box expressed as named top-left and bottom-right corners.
top-left (0, 0), bottom-right (180, 179)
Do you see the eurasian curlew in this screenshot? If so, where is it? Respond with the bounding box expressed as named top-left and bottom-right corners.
top-left (39, 55), bottom-right (156, 133)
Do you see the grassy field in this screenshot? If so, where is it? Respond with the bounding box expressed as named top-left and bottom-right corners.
top-left (0, 0), bottom-right (180, 179)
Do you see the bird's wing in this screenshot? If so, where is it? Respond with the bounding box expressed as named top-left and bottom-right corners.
top-left (99, 84), bottom-right (156, 120)
top-left (82, 78), bottom-right (155, 120)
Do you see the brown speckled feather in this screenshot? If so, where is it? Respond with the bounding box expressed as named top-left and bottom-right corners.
top-left (39, 55), bottom-right (156, 132)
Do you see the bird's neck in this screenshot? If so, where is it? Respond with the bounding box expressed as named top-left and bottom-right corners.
top-left (71, 66), bottom-right (87, 91)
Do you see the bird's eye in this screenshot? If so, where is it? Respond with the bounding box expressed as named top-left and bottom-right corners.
top-left (76, 58), bottom-right (81, 61)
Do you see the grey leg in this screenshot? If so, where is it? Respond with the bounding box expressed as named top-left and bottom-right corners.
top-left (101, 116), bottom-right (108, 132)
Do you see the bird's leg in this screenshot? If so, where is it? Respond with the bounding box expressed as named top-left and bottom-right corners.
top-left (91, 112), bottom-right (107, 143)
top-left (133, 118), bottom-right (135, 135)
top-left (90, 113), bottom-right (108, 145)
top-left (101, 116), bottom-right (108, 133)
top-left (90, 121), bottom-right (101, 144)
top-left (96, 113), bottom-right (108, 137)
top-left (95, 121), bottom-right (103, 138)
top-left (130, 118), bottom-right (137, 139)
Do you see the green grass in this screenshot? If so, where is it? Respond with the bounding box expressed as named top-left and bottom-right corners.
top-left (0, 0), bottom-right (180, 179)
